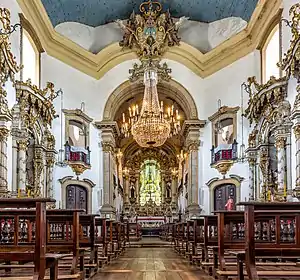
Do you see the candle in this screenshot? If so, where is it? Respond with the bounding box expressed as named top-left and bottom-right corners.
top-left (133, 105), bottom-right (135, 116)
top-left (136, 104), bottom-right (139, 115)
top-left (161, 101), bottom-right (163, 111)
top-left (176, 109), bottom-right (178, 118)
top-left (284, 184), bottom-right (287, 197)
top-left (171, 105), bottom-right (174, 115)
top-left (122, 113), bottom-right (125, 123)
top-left (129, 107), bottom-right (132, 117)
top-left (168, 107), bottom-right (171, 117)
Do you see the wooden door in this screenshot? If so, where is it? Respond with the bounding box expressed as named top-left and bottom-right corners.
top-left (66, 185), bottom-right (88, 212)
top-left (214, 184), bottom-right (236, 211)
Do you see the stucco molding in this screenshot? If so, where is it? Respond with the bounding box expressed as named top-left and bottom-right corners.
top-left (101, 79), bottom-right (199, 121)
top-left (17, 0), bottom-right (282, 80)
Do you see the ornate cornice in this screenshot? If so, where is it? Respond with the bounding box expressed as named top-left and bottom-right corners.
top-left (15, 80), bottom-right (58, 128)
top-left (17, 0), bottom-right (282, 80)
top-left (245, 76), bottom-right (288, 125)
top-left (63, 108), bottom-right (93, 124)
top-left (208, 106), bottom-right (240, 122)
top-left (94, 120), bottom-right (120, 138)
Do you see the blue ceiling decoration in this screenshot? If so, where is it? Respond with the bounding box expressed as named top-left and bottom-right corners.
top-left (41, 0), bottom-right (259, 28)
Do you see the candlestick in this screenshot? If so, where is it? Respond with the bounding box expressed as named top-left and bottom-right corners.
top-left (267, 189), bottom-right (271, 202)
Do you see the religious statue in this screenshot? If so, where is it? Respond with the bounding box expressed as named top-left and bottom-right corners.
top-left (225, 196), bottom-right (234, 211)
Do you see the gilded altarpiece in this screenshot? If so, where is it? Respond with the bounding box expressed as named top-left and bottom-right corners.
top-left (245, 76), bottom-right (292, 201)
top-left (12, 80), bottom-right (58, 198)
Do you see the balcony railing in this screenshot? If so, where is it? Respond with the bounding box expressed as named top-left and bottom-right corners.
top-left (211, 140), bottom-right (238, 165)
top-left (65, 141), bottom-right (91, 166)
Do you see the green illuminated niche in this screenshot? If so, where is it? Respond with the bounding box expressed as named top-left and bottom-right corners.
top-left (139, 159), bottom-right (161, 206)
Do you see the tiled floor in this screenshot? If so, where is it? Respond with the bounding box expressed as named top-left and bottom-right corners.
top-left (92, 247), bottom-right (214, 280)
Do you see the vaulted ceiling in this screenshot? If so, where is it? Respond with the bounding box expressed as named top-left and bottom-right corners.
top-left (41, 0), bottom-right (259, 27)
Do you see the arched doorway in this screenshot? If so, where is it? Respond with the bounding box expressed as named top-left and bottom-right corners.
top-left (214, 184), bottom-right (236, 211)
top-left (66, 185), bottom-right (88, 212)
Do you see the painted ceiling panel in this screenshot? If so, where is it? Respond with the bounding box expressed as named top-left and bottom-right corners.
top-left (41, 0), bottom-right (259, 27)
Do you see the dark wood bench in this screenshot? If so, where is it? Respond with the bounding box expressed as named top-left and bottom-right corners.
top-left (0, 198), bottom-right (75, 280)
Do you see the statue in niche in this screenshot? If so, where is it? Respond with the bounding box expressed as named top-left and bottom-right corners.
top-left (268, 134), bottom-right (278, 186)
top-left (26, 137), bottom-right (35, 190)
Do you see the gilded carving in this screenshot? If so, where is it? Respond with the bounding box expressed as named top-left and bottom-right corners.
top-left (279, 3), bottom-right (300, 81)
top-left (125, 148), bottom-right (177, 171)
top-left (101, 141), bottom-right (115, 153)
top-left (17, 139), bottom-right (28, 151)
top-left (275, 138), bottom-right (286, 150)
top-left (294, 125), bottom-right (300, 141)
top-left (212, 160), bottom-right (234, 178)
top-left (0, 128), bottom-right (9, 142)
top-left (245, 76), bottom-right (288, 126)
top-left (116, 1), bottom-right (188, 60)
top-left (186, 140), bottom-right (200, 152)
top-left (248, 130), bottom-right (258, 148)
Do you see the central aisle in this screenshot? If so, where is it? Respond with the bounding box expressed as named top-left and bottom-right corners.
top-left (92, 247), bottom-right (213, 280)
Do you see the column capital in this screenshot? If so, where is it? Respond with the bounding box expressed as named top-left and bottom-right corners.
top-left (248, 158), bottom-right (256, 166)
top-left (101, 141), bottom-right (115, 153)
top-left (0, 128), bottom-right (9, 142)
top-left (17, 139), bottom-right (28, 151)
top-left (294, 125), bottom-right (300, 141)
top-left (275, 137), bottom-right (286, 150)
top-left (186, 140), bottom-right (200, 152)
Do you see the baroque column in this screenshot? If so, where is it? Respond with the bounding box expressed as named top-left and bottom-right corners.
top-left (135, 172), bottom-right (139, 204)
top-left (161, 174), bottom-right (165, 204)
top-left (17, 139), bottom-right (28, 196)
top-left (275, 137), bottom-right (286, 199)
top-left (248, 158), bottom-right (256, 200)
top-left (0, 127), bottom-right (9, 197)
top-left (171, 171), bottom-right (178, 213)
top-left (294, 125), bottom-right (300, 189)
top-left (97, 121), bottom-right (118, 219)
top-left (123, 171), bottom-right (130, 213)
top-left (186, 139), bottom-right (201, 218)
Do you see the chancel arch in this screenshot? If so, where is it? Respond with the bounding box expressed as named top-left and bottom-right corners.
top-left (96, 75), bottom-right (205, 220)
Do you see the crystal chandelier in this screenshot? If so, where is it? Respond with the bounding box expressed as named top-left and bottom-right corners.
top-left (121, 66), bottom-right (181, 147)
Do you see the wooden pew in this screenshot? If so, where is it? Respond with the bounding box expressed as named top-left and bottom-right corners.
top-left (239, 202), bottom-right (300, 280)
top-left (214, 205), bottom-right (300, 280)
top-left (0, 208), bottom-right (85, 280)
top-left (95, 217), bottom-right (108, 267)
top-left (0, 198), bottom-right (71, 280)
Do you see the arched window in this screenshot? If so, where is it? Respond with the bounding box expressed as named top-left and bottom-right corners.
top-left (139, 160), bottom-right (161, 206)
top-left (20, 14), bottom-right (43, 86)
top-left (261, 24), bottom-right (280, 83)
